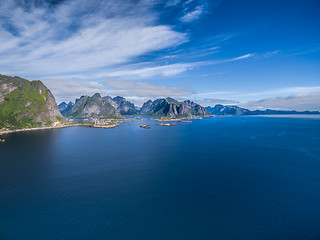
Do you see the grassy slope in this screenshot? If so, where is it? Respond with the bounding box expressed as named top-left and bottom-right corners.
top-left (0, 79), bottom-right (51, 129)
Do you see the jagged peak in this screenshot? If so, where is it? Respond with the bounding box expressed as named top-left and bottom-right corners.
top-left (92, 93), bottom-right (101, 98)
top-left (113, 96), bottom-right (125, 101)
top-left (102, 95), bottom-right (113, 100)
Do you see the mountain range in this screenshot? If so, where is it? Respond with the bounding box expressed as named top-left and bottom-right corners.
top-left (59, 93), bottom-right (138, 118)
top-left (206, 104), bottom-right (320, 115)
top-left (61, 93), bottom-right (122, 118)
top-left (59, 94), bottom-right (211, 118)
top-left (140, 98), bottom-right (210, 118)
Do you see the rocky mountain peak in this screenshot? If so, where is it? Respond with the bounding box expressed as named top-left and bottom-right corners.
top-left (0, 74), bottom-right (64, 129)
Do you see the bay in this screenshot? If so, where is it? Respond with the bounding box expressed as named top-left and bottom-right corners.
top-left (1, 116), bottom-right (320, 240)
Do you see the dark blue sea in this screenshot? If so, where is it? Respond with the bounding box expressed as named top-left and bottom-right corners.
top-left (1, 116), bottom-right (320, 240)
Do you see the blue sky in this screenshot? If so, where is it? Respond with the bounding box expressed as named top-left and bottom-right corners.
top-left (0, 0), bottom-right (319, 110)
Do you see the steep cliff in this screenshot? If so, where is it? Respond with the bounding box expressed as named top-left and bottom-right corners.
top-left (206, 105), bottom-right (251, 115)
top-left (58, 101), bottom-right (74, 115)
top-left (63, 93), bottom-right (121, 118)
top-left (140, 97), bottom-right (211, 118)
top-left (0, 74), bottom-right (64, 129)
top-left (103, 96), bottom-right (138, 115)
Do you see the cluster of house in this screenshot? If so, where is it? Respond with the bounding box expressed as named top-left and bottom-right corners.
top-left (92, 118), bottom-right (113, 125)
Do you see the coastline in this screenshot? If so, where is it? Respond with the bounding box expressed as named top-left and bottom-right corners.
top-left (154, 116), bottom-right (206, 122)
top-left (0, 115), bottom-right (210, 136)
top-left (0, 124), bottom-right (83, 135)
top-left (0, 120), bottom-right (125, 135)
top-left (91, 123), bottom-right (119, 129)
top-left (0, 122), bottom-right (120, 135)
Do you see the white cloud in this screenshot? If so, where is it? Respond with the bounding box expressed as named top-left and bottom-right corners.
top-left (105, 63), bottom-right (194, 78)
top-left (190, 85), bottom-right (320, 110)
top-left (262, 50), bottom-right (280, 58)
top-left (184, 0), bottom-right (195, 5)
top-left (193, 91), bottom-right (234, 96)
top-left (229, 53), bottom-right (255, 61)
top-left (44, 78), bottom-right (194, 105)
top-left (0, 0), bottom-right (187, 78)
top-left (238, 86), bottom-right (320, 97)
top-left (166, 0), bottom-right (183, 6)
top-left (102, 53), bottom-right (254, 79)
top-left (181, 5), bottom-right (204, 22)
top-left (24, 52), bottom-right (252, 82)
top-left (241, 91), bottom-right (320, 111)
top-left (193, 98), bottom-right (239, 107)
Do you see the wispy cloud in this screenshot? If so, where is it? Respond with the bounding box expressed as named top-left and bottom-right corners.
top-left (105, 63), bottom-right (195, 78)
top-left (44, 78), bottom-right (194, 105)
top-left (241, 91), bottom-right (320, 111)
top-left (289, 44), bottom-right (320, 56)
top-left (230, 54), bottom-right (255, 61)
top-left (238, 86), bottom-right (320, 97)
top-left (262, 50), bottom-right (280, 58)
top-left (100, 53), bottom-right (254, 79)
top-left (181, 5), bottom-right (204, 22)
top-left (0, 0), bottom-right (187, 78)
top-left (190, 85), bottom-right (320, 110)
top-left (193, 98), bottom-right (239, 107)
top-left (30, 51), bottom-right (252, 82)
top-left (166, 0), bottom-right (183, 6)
top-left (193, 91), bottom-right (234, 96)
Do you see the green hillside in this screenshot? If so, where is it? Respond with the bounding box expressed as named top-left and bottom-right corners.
top-left (0, 75), bottom-right (64, 130)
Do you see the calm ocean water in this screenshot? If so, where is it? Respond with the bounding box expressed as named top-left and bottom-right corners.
top-left (1, 116), bottom-right (320, 240)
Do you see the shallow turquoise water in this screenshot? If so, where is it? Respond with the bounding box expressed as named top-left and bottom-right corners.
top-left (1, 116), bottom-right (320, 240)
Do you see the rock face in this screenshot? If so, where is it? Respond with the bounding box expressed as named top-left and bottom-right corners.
top-left (0, 74), bottom-right (64, 129)
top-left (58, 101), bottom-right (74, 115)
top-left (139, 100), bottom-right (153, 115)
top-left (103, 96), bottom-right (138, 115)
top-left (63, 93), bottom-right (122, 118)
top-left (61, 94), bottom-right (138, 117)
top-left (61, 95), bottom-right (209, 119)
top-left (140, 97), bottom-right (211, 118)
top-left (183, 100), bottom-right (211, 116)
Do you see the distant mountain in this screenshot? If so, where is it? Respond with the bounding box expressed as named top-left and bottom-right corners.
top-left (206, 104), bottom-right (320, 115)
top-left (0, 74), bottom-right (64, 129)
top-left (60, 94), bottom-right (138, 118)
top-left (61, 94), bottom-right (319, 119)
top-left (103, 96), bottom-right (138, 115)
top-left (140, 97), bottom-right (211, 118)
top-left (62, 93), bottom-right (122, 118)
top-left (58, 101), bottom-right (74, 115)
top-left (206, 105), bottom-right (251, 115)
